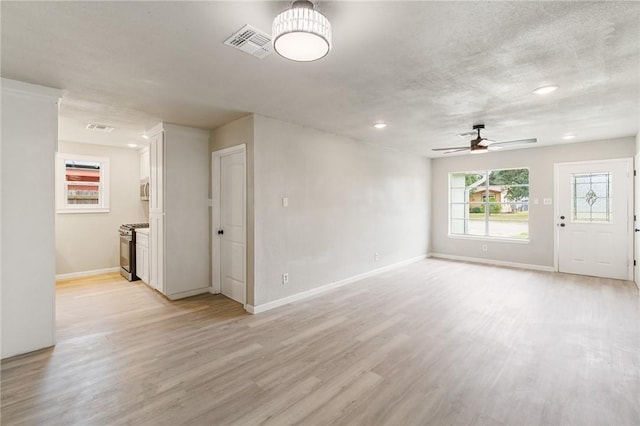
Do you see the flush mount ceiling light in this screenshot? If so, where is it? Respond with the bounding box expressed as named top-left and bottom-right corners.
top-left (373, 123), bottom-right (387, 129)
top-left (562, 134), bottom-right (576, 140)
top-left (127, 143), bottom-right (138, 148)
top-left (272, 0), bottom-right (332, 62)
top-left (533, 85), bottom-right (559, 95)
top-left (141, 133), bottom-right (150, 140)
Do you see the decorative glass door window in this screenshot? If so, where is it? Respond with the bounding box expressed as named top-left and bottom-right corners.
top-left (571, 172), bottom-right (612, 222)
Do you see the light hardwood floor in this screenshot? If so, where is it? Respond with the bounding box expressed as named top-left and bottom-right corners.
top-left (2, 259), bottom-right (639, 425)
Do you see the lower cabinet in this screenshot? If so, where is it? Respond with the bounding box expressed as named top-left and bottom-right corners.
top-left (135, 231), bottom-right (149, 284)
top-left (149, 213), bottom-right (164, 294)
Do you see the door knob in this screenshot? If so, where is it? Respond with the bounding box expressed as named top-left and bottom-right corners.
top-left (635, 229), bottom-right (640, 232)
top-left (560, 215), bottom-right (565, 220)
top-left (217, 229), bottom-right (224, 235)
top-left (560, 223), bottom-right (566, 227)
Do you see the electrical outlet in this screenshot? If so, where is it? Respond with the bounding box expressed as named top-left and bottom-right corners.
top-left (282, 197), bottom-right (288, 207)
top-left (282, 273), bottom-right (289, 284)
top-left (482, 244), bottom-right (488, 252)
top-left (374, 252), bottom-right (379, 262)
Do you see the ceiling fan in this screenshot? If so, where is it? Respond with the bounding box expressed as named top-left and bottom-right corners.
top-left (432, 124), bottom-right (537, 155)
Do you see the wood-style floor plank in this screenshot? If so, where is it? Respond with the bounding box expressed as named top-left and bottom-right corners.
top-left (1, 260), bottom-right (638, 425)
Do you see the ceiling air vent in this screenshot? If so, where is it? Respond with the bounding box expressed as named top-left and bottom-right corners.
top-left (86, 123), bottom-right (115, 132)
top-left (224, 24), bottom-right (273, 59)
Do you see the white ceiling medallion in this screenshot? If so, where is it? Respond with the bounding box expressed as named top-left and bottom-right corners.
top-left (272, 0), bottom-right (332, 62)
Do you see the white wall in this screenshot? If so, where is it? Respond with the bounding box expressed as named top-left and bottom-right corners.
top-left (431, 137), bottom-right (635, 268)
top-left (252, 115), bottom-right (430, 306)
top-left (55, 141), bottom-right (148, 276)
top-left (1, 79), bottom-right (62, 359)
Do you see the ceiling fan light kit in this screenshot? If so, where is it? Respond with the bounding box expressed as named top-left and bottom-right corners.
top-left (273, 0), bottom-right (332, 62)
top-left (470, 146), bottom-right (488, 154)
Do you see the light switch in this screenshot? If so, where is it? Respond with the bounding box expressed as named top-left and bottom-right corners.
top-left (543, 198), bottom-right (552, 205)
top-left (282, 197), bottom-right (288, 207)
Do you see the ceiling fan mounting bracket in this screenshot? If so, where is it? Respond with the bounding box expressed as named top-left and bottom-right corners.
top-left (472, 124), bottom-right (485, 130)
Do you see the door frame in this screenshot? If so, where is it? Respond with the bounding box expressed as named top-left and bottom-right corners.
top-left (211, 144), bottom-right (247, 301)
top-left (553, 157), bottom-right (634, 279)
top-left (635, 153), bottom-right (640, 288)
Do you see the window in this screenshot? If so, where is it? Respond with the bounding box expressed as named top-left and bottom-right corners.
top-left (56, 153), bottom-right (110, 213)
top-left (449, 168), bottom-right (529, 240)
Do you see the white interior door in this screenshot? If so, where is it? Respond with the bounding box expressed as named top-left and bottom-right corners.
top-left (556, 158), bottom-right (633, 280)
top-left (212, 146), bottom-right (246, 304)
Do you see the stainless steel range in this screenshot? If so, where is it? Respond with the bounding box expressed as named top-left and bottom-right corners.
top-left (119, 223), bottom-right (149, 281)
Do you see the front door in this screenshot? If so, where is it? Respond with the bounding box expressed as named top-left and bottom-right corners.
top-left (212, 145), bottom-right (246, 304)
top-left (556, 158), bottom-right (632, 280)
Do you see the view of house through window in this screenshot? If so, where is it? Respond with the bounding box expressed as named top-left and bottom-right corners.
top-left (56, 153), bottom-right (110, 213)
top-left (65, 160), bottom-right (101, 205)
top-left (450, 168), bottom-right (529, 239)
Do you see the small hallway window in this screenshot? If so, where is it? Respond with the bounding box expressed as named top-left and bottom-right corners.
top-left (56, 153), bottom-right (110, 213)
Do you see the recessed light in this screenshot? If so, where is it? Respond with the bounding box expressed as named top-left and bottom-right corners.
top-left (373, 123), bottom-right (387, 129)
top-left (127, 143), bottom-right (138, 148)
top-left (562, 135), bottom-right (575, 140)
top-left (533, 85), bottom-right (559, 95)
top-left (141, 133), bottom-right (150, 140)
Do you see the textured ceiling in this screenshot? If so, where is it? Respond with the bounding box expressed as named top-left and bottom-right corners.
top-left (1, 1), bottom-right (639, 156)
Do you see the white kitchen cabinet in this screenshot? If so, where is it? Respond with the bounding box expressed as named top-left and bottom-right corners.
top-left (135, 229), bottom-right (150, 284)
top-left (148, 213), bottom-right (163, 293)
top-left (146, 123), bottom-right (209, 300)
top-left (148, 131), bottom-right (163, 213)
top-left (139, 146), bottom-right (150, 182)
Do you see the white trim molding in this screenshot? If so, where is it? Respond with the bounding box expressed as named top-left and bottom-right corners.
top-left (55, 267), bottom-right (120, 281)
top-left (429, 252), bottom-right (555, 272)
top-left (167, 287), bottom-right (211, 301)
top-left (245, 254), bottom-right (427, 314)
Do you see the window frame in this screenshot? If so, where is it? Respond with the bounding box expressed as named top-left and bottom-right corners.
top-left (56, 153), bottom-right (110, 214)
top-left (448, 167), bottom-right (530, 242)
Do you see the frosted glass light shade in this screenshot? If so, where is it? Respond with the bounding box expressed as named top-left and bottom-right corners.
top-left (273, 1), bottom-right (332, 62)
top-left (470, 146), bottom-right (488, 154)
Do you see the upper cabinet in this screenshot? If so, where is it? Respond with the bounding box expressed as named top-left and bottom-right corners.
top-left (148, 130), bottom-right (164, 213)
top-left (139, 146), bottom-right (150, 181)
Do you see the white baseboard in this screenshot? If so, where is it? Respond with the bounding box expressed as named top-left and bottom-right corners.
top-left (428, 252), bottom-right (555, 272)
top-left (167, 287), bottom-right (211, 301)
top-left (56, 267), bottom-right (120, 280)
top-left (244, 254), bottom-right (427, 314)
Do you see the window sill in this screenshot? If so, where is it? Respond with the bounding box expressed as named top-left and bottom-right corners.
top-left (447, 234), bottom-right (530, 244)
top-left (57, 208), bottom-right (110, 214)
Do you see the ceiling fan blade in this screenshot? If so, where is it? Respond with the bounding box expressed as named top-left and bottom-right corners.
top-left (478, 138), bottom-right (495, 147)
top-left (490, 138), bottom-right (537, 146)
top-left (457, 131), bottom-right (476, 137)
top-left (432, 146), bottom-right (469, 151)
top-left (444, 148), bottom-right (471, 154)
